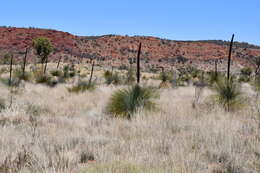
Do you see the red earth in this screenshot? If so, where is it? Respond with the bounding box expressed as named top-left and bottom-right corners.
top-left (1, 27), bottom-right (260, 71)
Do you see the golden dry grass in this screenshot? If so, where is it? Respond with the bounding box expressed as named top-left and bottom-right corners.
top-left (0, 66), bottom-right (259, 173)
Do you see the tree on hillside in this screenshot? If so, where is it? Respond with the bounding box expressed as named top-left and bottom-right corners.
top-left (32, 37), bottom-right (53, 74)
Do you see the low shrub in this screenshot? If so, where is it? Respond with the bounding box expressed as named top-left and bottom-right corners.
top-left (125, 67), bottom-right (136, 85)
top-left (13, 69), bottom-right (31, 81)
top-left (104, 71), bottom-right (121, 85)
top-left (35, 73), bottom-right (51, 84)
top-left (50, 70), bottom-right (63, 77)
top-left (211, 77), bottom-right (245, 111)
top-left (68, 80), bottom-right (96, 93)
top-left (106, 84), bottom-right (158, 119)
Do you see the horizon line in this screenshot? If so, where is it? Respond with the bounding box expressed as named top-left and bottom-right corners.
top-left (1, 25), bottom-right (259, 47)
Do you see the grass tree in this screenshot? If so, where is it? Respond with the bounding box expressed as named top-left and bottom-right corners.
top-left (106, 85), bottom-right (158, 119)
top-left (212, 77), bottom-right (243, 111)
top-left (158, 67), bottom-right (172, 88)
top-left (32, 37), bottom-right (53, 74)
top-left (212, 34), bottom-right (244, 111)
top-left (106, 43), bottom-right (158, 119)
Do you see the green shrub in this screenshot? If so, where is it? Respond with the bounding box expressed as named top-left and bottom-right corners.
top-left (13, 69), bottom-right (31, 81)
top-left (0, 77), bottom-right (21, 87)
top-left (68, 80), bottom-right (96, 93)
top-left (125, 67), bottom-right (136, 85)
top-left (190, 67), bottom-right (201, 78)
top-left (62, 65), bottom-right (75, 79)
top-left (240, 67), bottom-right (252, 76)
top-left (46, 77), bottom-right (59, 87)
top-left (50, 70), bottom-right (63, 77)
top-left (238, 75), bottom-right (250, 82)
top-left (211, 77), bottom-right (244, 111)
top-left (238, 67), bottom-right (252, 83)
top-left (0, 54), bottom-right (11, 65)
top-left (106, 84), bottom-right (158, 119)
top-left (104, 71), bottom-right (121, 85)
top-left (35, 73), bottom-right (51, 84)
top-left (207, 71), bottom-right (222, 86)
top-left (159, 71), bottom-right (172, 82)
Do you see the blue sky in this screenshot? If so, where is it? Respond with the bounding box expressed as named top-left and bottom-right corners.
top-left (1, 0), bottom-right (259, 45)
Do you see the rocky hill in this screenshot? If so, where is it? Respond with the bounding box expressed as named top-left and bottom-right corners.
top-left (1, 26), bottom-right (260, 72)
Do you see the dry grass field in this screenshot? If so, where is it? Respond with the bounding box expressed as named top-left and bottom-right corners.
top-left (0, 64), bottom-right (259, 173)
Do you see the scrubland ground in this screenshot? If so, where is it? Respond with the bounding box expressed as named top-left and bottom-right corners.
top-left (0, 65), bottom-right (259, 173)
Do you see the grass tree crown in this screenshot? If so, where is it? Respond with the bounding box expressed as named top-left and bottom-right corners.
top-left (32, 37), bottom-right (53, 63)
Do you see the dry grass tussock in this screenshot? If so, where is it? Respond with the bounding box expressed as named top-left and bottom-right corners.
top-left (0, 82), bottom-right (259, 173)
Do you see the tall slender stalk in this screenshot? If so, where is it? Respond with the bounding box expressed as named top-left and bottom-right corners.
top-left (9, 54), bottom-right (13, 86)
top-left (22, 48), bottom-right (28, 77)
top-left (214, 59), bottom-right (218, 76)
top-left (227, 34), bottom-right (235, 80)
top-left (136, 43), bottom-right (142, 84)
top-left (9, 54), bottom-right (14, 108)
top-left (89, 60), bottom-right (95, 84)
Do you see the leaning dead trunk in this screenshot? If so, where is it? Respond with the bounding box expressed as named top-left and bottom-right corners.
top-left (89, 60), bottom-right (95, 84)
top-left (9, 54), bottom-right (13, 86)
top-left (44, 56), bottom-right (48, 74)
top-left (214, 59), bottom-right (218, 76)
top-left (136, 43), bottom-right (142, 84)
top-left (57, 56), bottom-right (62, 69)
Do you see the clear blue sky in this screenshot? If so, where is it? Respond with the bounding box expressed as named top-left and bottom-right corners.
top-left (1, 0), bottom-right (259, 45)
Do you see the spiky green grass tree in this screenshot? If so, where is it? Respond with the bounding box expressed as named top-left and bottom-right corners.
top-left (212, 77), bottom-right (244, 111)
top-left (158, 70), bottom-right (172, 88)
top-left (106, 42), bottom-right (159, 119)
top-left (106, 84), bottom-right (158, 119)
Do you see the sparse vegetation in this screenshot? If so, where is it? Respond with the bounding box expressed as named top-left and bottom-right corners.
top-left (68, 80), bottom-right (96, 93)
top-left (0, 28), bottom-right (259, 173)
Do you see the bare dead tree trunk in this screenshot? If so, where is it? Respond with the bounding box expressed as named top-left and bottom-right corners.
top-left (22, 48), bottom-right (28, 77)
top-left (44, 56), bottom-right (48, 74)
top-left (57, 56), bottom-right (62, 69)
top-left (9, 54), bottom-right (13, 86)
top-left (227, 34), bottom-right (235, 80)
top-left (215, 59), bottom-right (218, 76)
top-left (89, 60), bottom-right (95, 84)
top-left (136, 43), bottom-right (142, 84)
